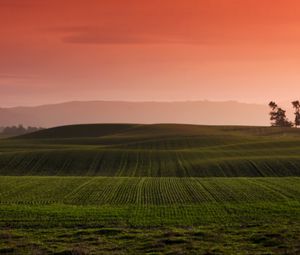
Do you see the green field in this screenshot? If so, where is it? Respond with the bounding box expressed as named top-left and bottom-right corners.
top-left (1, 124), bottom-right (300, 254)
top-left (2, 124), bottom-right (300, 177)
top-left (1, 176), bottom-right (300, 254)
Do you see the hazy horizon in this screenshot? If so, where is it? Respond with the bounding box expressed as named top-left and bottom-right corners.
top-left (1, 99), bottom-right (269, 109)
top-left (0, 100), bottom-right (275, 127)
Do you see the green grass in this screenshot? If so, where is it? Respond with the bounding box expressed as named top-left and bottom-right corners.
top-left (1, 124), bottom-right (300, 176)
top-left (0, 177), bottom-right (299, 227)
top-left (1, 177), bottom-right (300, 206)
top-left (2, 223), bottom-right (299, 254)
top-left (1, 124), bottom-right (300, 253)
top-left (0, 176), bottom-right (300, 254)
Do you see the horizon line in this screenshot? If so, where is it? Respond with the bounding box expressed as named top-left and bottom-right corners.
top-left (2, 99), bottom-right (271, 109)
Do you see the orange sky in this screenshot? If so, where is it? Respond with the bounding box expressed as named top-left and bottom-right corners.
top-left (1, 0), bottom-right (300, 107)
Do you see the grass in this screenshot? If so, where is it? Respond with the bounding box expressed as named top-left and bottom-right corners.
top-left (0, 176), bottom-right (300, 254)
top-left (1, 124), bottom-right (300, 253)
top-left (1, 177), bottom-right (300, 206)
top-left (1, 223), bottom-right (300, 254)
top-left (0, 176), bottom-right (299, 227)
top-left (1, 124), bottom-right (300, 176)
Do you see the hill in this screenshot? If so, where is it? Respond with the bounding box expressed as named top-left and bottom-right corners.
top-left (0, 124), bottom-right (299, 177)
top-left (17, 124), bottom-right (140, 139)
top-left (0, 100), bottom-right (269, 127)
top-left (1, 124), bottom-right (300, 254)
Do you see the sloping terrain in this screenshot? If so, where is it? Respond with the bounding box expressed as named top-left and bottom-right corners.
top-left (1, 125), bottom-right (300, 254)
top-left (1, 124), bottom-right (300, 176)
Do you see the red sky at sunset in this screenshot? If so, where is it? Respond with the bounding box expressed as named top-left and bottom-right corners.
top-left (1, 0), bottom-right (300, 107)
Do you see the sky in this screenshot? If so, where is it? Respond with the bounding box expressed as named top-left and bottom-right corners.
top-left (1, 0), bottom-right (300, 107)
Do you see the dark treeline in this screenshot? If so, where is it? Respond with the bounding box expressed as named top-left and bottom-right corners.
top-left (269, 101), bottom-right (300, 127)
top-left (0, 125), bottom-right (44, 136)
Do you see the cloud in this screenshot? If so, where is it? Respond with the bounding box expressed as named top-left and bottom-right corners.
top-left (62, 32), bottom-right (186, 45)
top-left (51, 26), bottom-right (212, 45)
top-left (56, 26), bottom-right (185, 45)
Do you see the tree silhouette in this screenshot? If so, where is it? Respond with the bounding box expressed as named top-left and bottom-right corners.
top-left (292, 100), bottom-right (300, 127)
top-left (269, 101), bottom-right (293, 127)
top-left (1, 125), bottom-right (43, 136)
top-left (269, 101), bottom-right (278, 126)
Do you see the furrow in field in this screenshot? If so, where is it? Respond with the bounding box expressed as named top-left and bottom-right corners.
top-left (0, 177), bottom-right (300, 207)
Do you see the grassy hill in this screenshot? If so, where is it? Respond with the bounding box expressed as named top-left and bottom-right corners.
top-left (1, 124), bottom-right (300, 253)
top-left (1, 123), bottom-right (300, 176)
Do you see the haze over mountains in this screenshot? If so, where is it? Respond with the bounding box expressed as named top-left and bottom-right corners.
top-left (0, 100), bottom-right (270, 127)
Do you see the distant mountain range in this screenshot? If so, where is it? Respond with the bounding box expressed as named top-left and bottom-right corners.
top-left (0, 100), bottom-right (270, 127)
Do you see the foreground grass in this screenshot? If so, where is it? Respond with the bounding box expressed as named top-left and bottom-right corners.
top-left (0, 177), bottom-right (300, 254)
top-left (1, 223), bottom-right (300, 254)
top-left (1, 203), bottom-right (299, 254)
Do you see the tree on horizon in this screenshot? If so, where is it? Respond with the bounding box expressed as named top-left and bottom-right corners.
top-left (292, 100), bottom-right (300, 127)
top-left (268, 101), bottom-right (293, 127)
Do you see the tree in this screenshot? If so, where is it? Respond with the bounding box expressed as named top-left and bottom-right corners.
top-left (268, 101), bottom-right (293, 127)
top-left (269, 101), bottom-right (278, 126)
top-left (1, 125), bottom-right (43, 136)
top-left (269, 101), bottom-right (277, 110)
top-left (292, 100), bottom-right (300, 127)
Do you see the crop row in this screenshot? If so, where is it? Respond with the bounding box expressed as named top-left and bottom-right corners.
top-left (0, 177), bottom-right (299, 206)
top-left (1, 148), bottom-right (300, 176)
